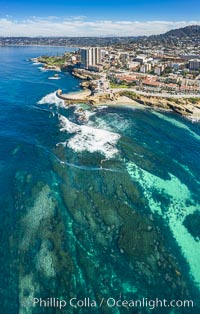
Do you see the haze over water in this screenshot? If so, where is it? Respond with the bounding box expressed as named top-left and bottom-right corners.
top-left (0, 46), bottom-right (200, 314)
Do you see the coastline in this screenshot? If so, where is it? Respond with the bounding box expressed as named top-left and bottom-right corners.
top-left (2, 30), bottom-right (200, 314)
top-left (56, 88), bottom-right (200, 121)
top-left (94, 96), bottom-right (146, 108)
top-left (32, 57), bottom-right (200, 121)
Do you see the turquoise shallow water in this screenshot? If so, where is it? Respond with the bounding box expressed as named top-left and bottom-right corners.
top-left (0, 47), bottom-right (200, 314)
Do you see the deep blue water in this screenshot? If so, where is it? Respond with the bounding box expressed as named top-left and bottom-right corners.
top-left (0, 47), bottom-right (200, 314)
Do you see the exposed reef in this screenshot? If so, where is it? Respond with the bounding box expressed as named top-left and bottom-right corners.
top-left (119, 91), bottom-right (200, 121)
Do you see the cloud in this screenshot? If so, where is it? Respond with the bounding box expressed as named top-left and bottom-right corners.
top-left (0, 17), bottom-right (200, 37)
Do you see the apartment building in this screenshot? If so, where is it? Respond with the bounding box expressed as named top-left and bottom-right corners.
top-left (80, 48), bottom-right (101, 68)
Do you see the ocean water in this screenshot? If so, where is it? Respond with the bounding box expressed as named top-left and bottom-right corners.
top-left (0, 47), bottom-right (200, 314)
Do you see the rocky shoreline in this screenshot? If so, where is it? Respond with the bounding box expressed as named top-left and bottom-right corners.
top-left (57, 87), bottom-right (200, 121)
top-left (119, 91), bottom-right (200, 121)
top-left (32, 57), bottom-right (200, 121)
top-left (60, 68), bottom-right (200, 121)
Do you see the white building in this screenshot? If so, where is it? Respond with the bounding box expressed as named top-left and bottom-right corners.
top-left (127, 61), bottom-right (140, 70)
top-left (134, 55), bottom-right (148, 64)
top-left (154, 65), bottom-right (165, 76)
top-left (80, 48), bottom-right (102, 68)
top-left (189, 59), bottom-right (200, 71)
top-left (140, 63), bottom-right (152, 73)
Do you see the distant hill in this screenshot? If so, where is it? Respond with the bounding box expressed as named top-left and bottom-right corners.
top-left (1, 25), bottom-right (200, 47)
top-left (161, 25), bottom-right (200, 38)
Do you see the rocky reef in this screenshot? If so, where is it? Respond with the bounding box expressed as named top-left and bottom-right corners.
top-left (7, 106), bottom-right (200, 314)
top-left (120, 91), bottom-right (200, 120)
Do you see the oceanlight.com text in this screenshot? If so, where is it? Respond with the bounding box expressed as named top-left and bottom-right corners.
top-left (33, 297), bottom-right (194, 310)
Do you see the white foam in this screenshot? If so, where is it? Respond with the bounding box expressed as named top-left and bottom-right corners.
top-left (38, 66), bottom-right (48, 71)
top-left (59, 115), bottom-right (80, 133)
top-left (37, 91), bottom-right (65, 107)
top-left (59, 115), bottom-right (120, 159)
top-left (39, 66), bottom-right (60, 72)
top-left (188, 117), bottom-right (200, 123)
top-left (98, 106), bottom-right (108, 109)
top-left (48, 76), bottom-right (60, 80)
top-left (84, 110), bottom-right (96, 120)
top-left (88, 117), bottom-right (112, 132)
top-left (32, 62), bottom-right (42, 65)
top-left (127, 162), bottom-right (200, 290)
top-left (74, 107), bottom-right (96, 121)
top-left (88, 113), bottom-right (131, 133)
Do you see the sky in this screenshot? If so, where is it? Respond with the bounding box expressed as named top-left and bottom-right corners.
top-left (0, 0), bottom-right (200, 37)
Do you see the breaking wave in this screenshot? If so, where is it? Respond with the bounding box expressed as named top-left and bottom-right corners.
top-left (58, 114), bottom-right (120, 159)
top-left (37, 91), bottom-right (65, 107)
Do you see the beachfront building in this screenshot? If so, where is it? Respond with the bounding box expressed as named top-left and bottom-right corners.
top-left (80, 47), bottom-right (102, 69)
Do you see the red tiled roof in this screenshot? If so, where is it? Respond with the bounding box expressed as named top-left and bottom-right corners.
top-left (142, 80), bottom-right (161, 86)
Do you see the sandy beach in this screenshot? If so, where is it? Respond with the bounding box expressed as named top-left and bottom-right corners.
top-left (96, 95), bottom-right (146, 109)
